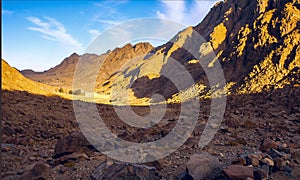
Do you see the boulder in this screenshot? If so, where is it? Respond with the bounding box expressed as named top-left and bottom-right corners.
top-left (223, 165), bottom-right (254, 180)
top-left (260, 138), bottom-right (279, 152)
top-left (186, 152), bottom-right (221, 180)
top-left (21, 163), bottom-right (50, 180)
top-left (54, 132), bottom-right (93, 158)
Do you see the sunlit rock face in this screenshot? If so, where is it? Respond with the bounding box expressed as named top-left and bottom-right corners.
top-left (114, 0), bottom-right (300, 103)
top-left (16, 0), bottom-right (300, 104)
top-left (2, 59), bottom-right (57, 96)
top-left (193, 0), bottom-right (300, 94)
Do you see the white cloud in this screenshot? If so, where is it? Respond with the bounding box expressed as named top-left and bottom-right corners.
top-left (92, 1), bottom-right (129, 31)
top-left (2, 9), bottom-right (14, 16)
top-left (97, 19), bottom-right (122, 26)
top-left (88, 29), bottom-right (101, 41)
top-left (157, 0), bottom-right (218, 26)
top-left (26, 16), bottom-right (82, 51)
top-left (157, 1), bottom-right (185, 23)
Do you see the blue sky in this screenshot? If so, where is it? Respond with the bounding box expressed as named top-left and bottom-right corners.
top-left (2, 0), bottom-right (219, 71)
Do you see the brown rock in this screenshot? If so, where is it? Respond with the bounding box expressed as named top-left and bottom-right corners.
top-left (17, 137), bottom-right (29, 146)
top-left (247, 154), bottom-right (262, 167)
top-left (261, 158), bottom-right (274, 167)
top-left (186, 152), bottom-right (221, 180)
top-left (291, 165), bottom-right (300, 179)
top-left (58, 152), bottom-right (89, 164)
top-left (274, 158), bottom-right (287, 171)
top-left (54, 132), bottom-right (92, 158)
top-left (250, 157), bottom-right (260, 167)
top-left (223, 165), bottom-right (254, 180)
top-left (260, 138), bottom-right (279, 152)
top-left (291, 149), bottom-right (300, 163)
top-left (21, 163), bottom-right (50, 180)
top-left (232, 157), bottom-right (247, 165)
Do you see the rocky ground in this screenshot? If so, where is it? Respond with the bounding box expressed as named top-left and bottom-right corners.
top-left (1, 86), bottom-right (300, 179)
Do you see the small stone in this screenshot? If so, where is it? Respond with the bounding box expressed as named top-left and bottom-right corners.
top-left (233, 109), bottom-right (241, 115)
top-left (260, 138), bottom-right (279, 152)
top-left (58, 152), bottom-right (89, 164)
top-left (291, 149), bottom-right (300, 163)
top-left (282, 153), bottom-right (291, 160)
top-left (17, 137), bottom-right (29, 145)
top-left (250, 157), bottom-right (260, 167)
top-left (186, 152), bottom-right (221, 180)
top-left (268, 148), bottom-right (283, 159)
top-left (219, 126), bottom-right (230, 133)
top-left (274, 158), bottom-right (286, 171)
top-left (247, 154), bottom-right (261, 167)
top-left (107, 161), bottom-right (114, 166)
top-left (253, 167), bottom-right (268, 180)
top-left (223, 165), bottom-right (254, 180)
top-left (2, 126), bottom-right (16, 136)
top-left (29, 156), bottom-right (36, 161)
top-left (40, 152), bottom-right (49, 158)
top-left (261, 158), bottom-right (274, 167)
top-left (17, 169), bottom-right (25, 175)
top-left (232, 157), bottom-right (247, 165)
top-left (283, 165), bottom-right (292, 173)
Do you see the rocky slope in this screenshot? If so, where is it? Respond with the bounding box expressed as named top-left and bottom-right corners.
top-left (194, 0), bottom-right (300, 93)
top-left (20, 0), bottom-right (299, 104)
top-left (89, 0), bottom-right (299, 104)
top-left (2, 84), bottom-right (300, 179)
top-left (21, 42), bottom-right (153, 92)
top-left (2, 0), bottom-right (300, 179)
top-left (1, 59), bottom-right (57, 96)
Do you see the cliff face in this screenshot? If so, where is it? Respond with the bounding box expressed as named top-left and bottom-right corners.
top-left (194, 0), bottom-right (300, 93)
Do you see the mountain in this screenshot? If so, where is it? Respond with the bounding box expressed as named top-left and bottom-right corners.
top-left (20, 0), bottom-right (299, 105)
top-left (2, 59), bottom-right (57, 96)
top-left (194, 0), bottom-right (300, 93)
top-left (93, 0), bottom-right (300, 104)
top-left (21, 43), bottom-right (153, 90)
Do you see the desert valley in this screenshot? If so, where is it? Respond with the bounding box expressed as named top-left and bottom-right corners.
top-left (2, 0), bottom-right (300, 179)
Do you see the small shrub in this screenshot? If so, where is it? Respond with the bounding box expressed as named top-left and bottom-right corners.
top-left (64, 161), bottom-right (75, 168)
top-left (73, 90), bottom-right (85, 96)
top-left (58, 87), bottom-right (64, 93)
